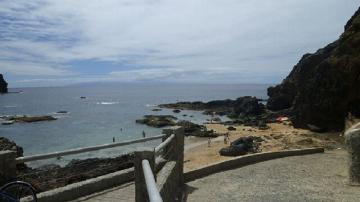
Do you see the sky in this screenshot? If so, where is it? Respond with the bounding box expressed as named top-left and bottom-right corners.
top-left (0, 0), bottom-right (359, 87)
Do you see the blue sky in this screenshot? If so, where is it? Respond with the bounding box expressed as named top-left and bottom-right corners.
top-left (0, 0), bottom-right (359, 87)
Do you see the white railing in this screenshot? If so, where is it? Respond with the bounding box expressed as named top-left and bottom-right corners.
top-left (16, 134), bottom-right (165, 163)
top-left (154, 134), bottom-right (175, 155)
top-left (142, 159), bottom-right (163, 202)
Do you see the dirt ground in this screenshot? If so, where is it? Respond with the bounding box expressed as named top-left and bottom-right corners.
top-left (184, 122), bottom-right (344, 172)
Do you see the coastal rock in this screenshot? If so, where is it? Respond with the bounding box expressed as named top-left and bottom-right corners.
top-left (56, 111), bottom-right (68, 114)
top-left (227, 126), bottom-right (236, 131)
top-left (151, 108), bottom-right (162, 111)
top-left (212, 117), bottom-right (221, 122)
top-left (19, 154), bottom-right (134, 192)
top-left (267, 7), bottom-right (360, 131)
top-left (258, 121), bottom-right (270, 130)
top-left (0, 137), bottom-right (23, 157)
top-left (8, 115), bottom-right (57, 123)
top-left (0, 74), bottom-right (8, 93)
top-left (173, 109), bottom-right (181, 113)
top-left (135, 115), bottom-right (177, 127)
top-left (173, 120), bottom-right (219, 137)
top-left (219, 136), bottom-right (261, 156)
top-left (159, 96), bottom-right (265, 119)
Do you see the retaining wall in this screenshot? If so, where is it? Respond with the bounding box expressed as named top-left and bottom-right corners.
top-left (37, 168), bottom-right (134, 202)
top-left (184, 148), bottom-right (325, 183)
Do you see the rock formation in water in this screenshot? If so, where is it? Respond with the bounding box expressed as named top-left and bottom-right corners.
top-left (159, 96), bottom-right (265, 118)
top-left (135, 115), bottom-right (177, 127)
top-left (0, 74), bottom-right (8, 93)
top-left (267, 7), bottom-right (360, 131)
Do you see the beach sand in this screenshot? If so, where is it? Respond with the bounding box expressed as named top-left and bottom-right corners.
top-left (183, 122), bottom-right (344, 172)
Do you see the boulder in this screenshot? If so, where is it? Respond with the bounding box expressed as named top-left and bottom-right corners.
top-left (227, 126), bottom-right (236, 131)
top-left (219, 136), bottom-right (261, 156)
top-left (267, 7), bottom-right (360, 131)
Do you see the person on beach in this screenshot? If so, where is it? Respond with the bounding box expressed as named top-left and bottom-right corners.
top-left (226, 132), bottom-right (230, 143)
top-left (224, 133), bottom-right (228, 144)
top-left (142, 130), bottom-right (146, 138)
top-left (208, 137), bottom-right (211, 147)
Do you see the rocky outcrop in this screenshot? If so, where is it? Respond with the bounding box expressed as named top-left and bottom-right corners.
top-left (0, 74), bottom-right (8, 93)
top-left (267, 7), bottom-right (360, 131)
top-left (219, 136), bottom-right (263, 156)
top-left (136, 115), bottom-right (177, 127)
top-left (19, 154), bottom-right (134, 192)
top-left (159, 96), bottom-right (265, 118)
top-left (0, 137), bottom-right (23, 157)
top-left (176, 120), bottom-right (219, 137)
top-left (6, 115), bottom-right (57, 123)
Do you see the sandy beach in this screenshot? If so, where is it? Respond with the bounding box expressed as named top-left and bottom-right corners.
top-left (183, 122), bottom-right (344, 172)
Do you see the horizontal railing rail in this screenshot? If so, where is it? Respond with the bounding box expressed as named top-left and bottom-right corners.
top-left (16, 134), bottom-right (165, 163)
top-left (142, 159), bottom-right (163, 202)
top-left (154, 134), bottom-right (175, 155)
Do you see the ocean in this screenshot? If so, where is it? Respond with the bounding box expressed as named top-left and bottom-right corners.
top-left (0, 83), bottom-right (269, 166)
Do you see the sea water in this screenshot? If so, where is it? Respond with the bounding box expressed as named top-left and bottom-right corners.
top-left (0, 83), bottom-right (269, 166)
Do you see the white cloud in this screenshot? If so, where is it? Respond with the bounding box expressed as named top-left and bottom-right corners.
top-left (0, 60), bottom-right (71, 76)
top-left (0, 0), bottom-right (359, 85)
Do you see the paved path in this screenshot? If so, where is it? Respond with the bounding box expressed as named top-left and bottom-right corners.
top-left (71, 182), bottom-right (134, 202)
top-left (185, 149), bottom-right (360, 202)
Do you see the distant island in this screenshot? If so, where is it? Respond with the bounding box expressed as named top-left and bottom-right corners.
top-left (0, 74), bottom-right (8, 93)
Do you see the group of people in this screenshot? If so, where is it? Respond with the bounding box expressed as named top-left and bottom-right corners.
top-left (207, 132), bottom-right (231, 147)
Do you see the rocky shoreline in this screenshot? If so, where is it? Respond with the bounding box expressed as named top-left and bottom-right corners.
top-left (157, 96), bottom-right (281, 131)
top-left (18, 154), bottom-right (133, 192)
top-left (0, 136), bottom-right (133, 192)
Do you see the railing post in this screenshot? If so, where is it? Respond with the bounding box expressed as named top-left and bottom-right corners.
top-left (134, 149), bottom-right (155, 202)
top-left (345, 127), bottom-right (360, 185)
top-left (0, 150), bottom-right (16, 185)
top-left (174, 127), bottom-right (185, 186)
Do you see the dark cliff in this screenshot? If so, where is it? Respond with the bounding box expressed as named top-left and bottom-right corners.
top-left (267, 7), bottom-right (360, 131)
top-left (0, 74), bottom-right (8, 93)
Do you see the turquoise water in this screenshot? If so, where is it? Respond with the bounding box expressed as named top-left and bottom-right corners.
top-left (0, 83), bottom-right (268, 165)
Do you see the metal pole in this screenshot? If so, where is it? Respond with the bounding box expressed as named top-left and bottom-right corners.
top-left (142, 159), bottom-right (163, 202)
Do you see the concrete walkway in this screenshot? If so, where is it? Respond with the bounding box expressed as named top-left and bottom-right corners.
top-left (184, 149), bottom-right (360, 202)
top-left (71, 149), bottom-right (360, 202)
top-left (71, 182), bottom-right (135, 202)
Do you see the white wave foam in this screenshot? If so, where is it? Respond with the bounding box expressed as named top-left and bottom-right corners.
top-left (96, 102), bottom-right (119, 105)
top-left (145, 104), bottom-right (157, 107)
top-left (3, 105), bottom-right (17, 108)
